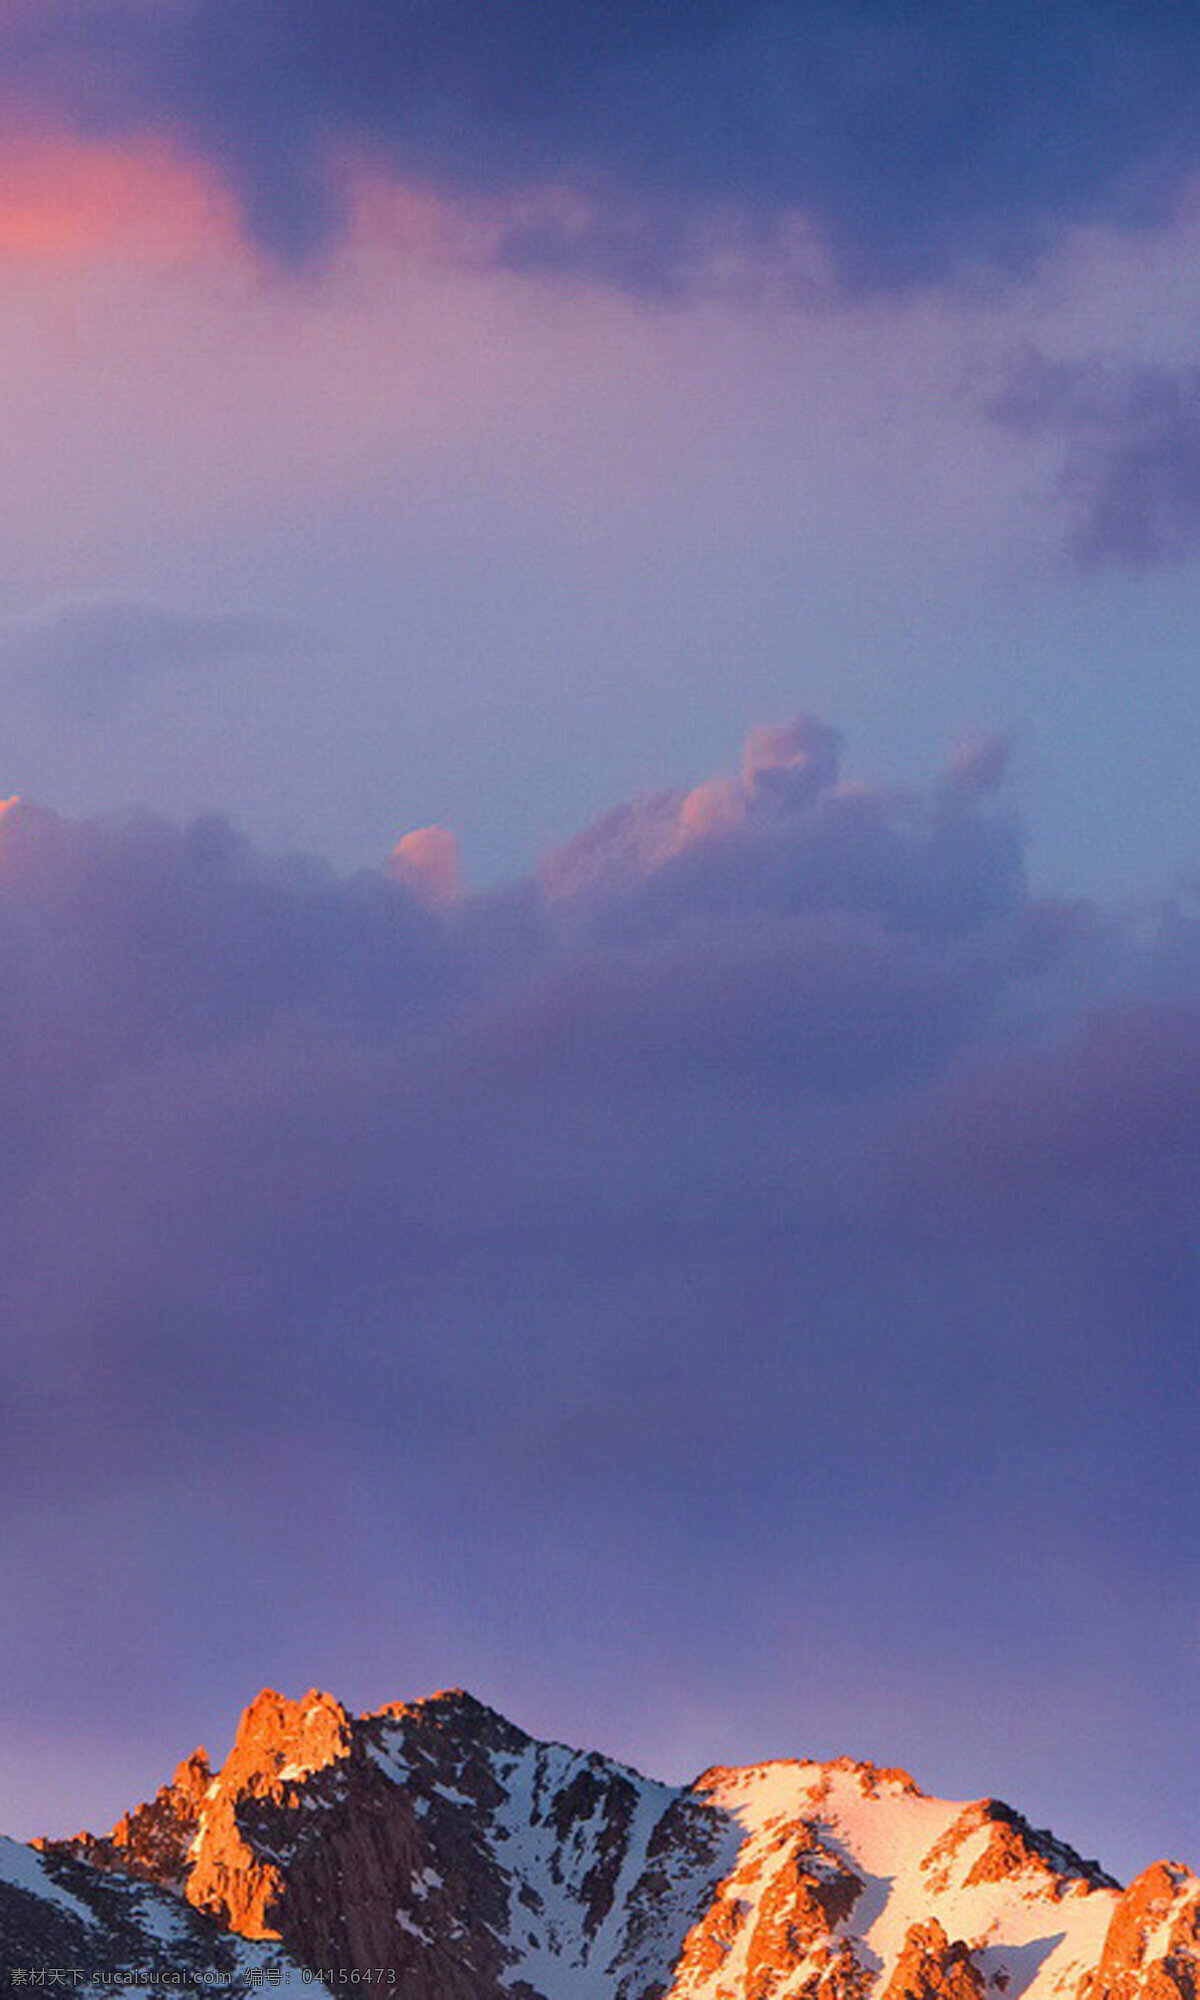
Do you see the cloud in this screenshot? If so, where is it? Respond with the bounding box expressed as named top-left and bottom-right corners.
top-left (541, 713), bottom-right (1023, 947)
top-left (0, 600), bottom-right (304, 719)
top-left (0, 714), bottom-right (1158, 1432)
top-left (0, 131), bottom-right (233, 261)
top-left (541, 714), bottom-right (846, 903)
top-left (907, 999), bottom-right (1200, 1229)
top-left (5, 2), bottom-right (1200, 293)
top-left (388, 826), bottom-right (462, 906)
top-left (990, 350), bottom-right (1200, 566)
top-left (0, 718), bottom-right (1194, 1867)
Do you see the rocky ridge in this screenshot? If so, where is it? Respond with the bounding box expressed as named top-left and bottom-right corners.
top-left (6, 1687), bottom-right (1195, 2000)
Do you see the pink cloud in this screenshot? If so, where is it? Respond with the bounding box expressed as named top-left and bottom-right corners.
top-left (0, 131), bottom-right (238, 263)
top-left (389, 824), bottom-right (462, 905)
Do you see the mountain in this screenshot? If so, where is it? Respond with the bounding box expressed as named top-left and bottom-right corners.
top-left (7, 1686), bottom-right (1196, 2000)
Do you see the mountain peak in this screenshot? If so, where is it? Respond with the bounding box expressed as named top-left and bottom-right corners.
top-left (27, 1686), bottom-right (1197, 2000)
top-left (171, 1747), bottom-right (212, 1794)
top-left (229, 1687), bottom-right (351, 1776)
top-left (369, 1682), bottom-right (514, 1729)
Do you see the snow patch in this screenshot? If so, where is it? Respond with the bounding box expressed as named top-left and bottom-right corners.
top-left (0, 1838), bottom-right (98, 1927)
top-left (396, 1909), bottom-right (434, 1944)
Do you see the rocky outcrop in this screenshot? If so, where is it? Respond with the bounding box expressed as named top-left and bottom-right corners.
top-left (19, 1687), bottom-right (1198, 2000)
top-left (664, 1811), bottom-right (869, 2000)
top-left (47, 1748), bottom-right (212, 1894)
top-left (919, 1799), bottom-right (1118, 1899)
top-left (881, 1920), bottom-right (985, 2000)
top-left (1084, 1862), bottom-right (1200, 2000)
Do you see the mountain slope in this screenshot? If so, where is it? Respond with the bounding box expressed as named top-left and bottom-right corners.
top-left (21, 1687), bottom-right (1199, 2000)
top-left (0, 1833), bottom-right (310, 1994)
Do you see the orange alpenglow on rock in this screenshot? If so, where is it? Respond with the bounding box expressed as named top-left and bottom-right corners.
top-left (33, 1685), bottom-right (1200, 1999)
top-left (388, 824), bottom-right (461, 905)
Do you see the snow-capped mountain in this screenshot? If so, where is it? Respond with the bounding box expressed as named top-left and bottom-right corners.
top-left (9, 1687), bottom-right (1197, 2000)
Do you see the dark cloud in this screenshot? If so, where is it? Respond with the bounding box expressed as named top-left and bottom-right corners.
top-left (908, 1000), bottom-right (1200, 1229)
top-left (0, 717), bottom-right (1177, 1464)
top-left (0, 720), bottom-right (1194, 1869)
top-left (0, 601), bottom-right (304, 721)
top-left (6, 1), bottom-right (1200, 290)
top-left (991, 350), bottom-right (1200, 565)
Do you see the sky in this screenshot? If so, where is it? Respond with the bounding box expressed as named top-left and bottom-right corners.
top-left (0, 0), bottom-right (1196, 1887)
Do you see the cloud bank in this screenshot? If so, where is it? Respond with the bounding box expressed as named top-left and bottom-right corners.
top-left (6, 1), bottom-right (1200, 291)
top-left (0, 717), bottom-right (1190, 1515)
top-left (0, 718), bottom-right (1194, 1866)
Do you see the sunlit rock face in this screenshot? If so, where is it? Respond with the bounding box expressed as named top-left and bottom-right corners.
top-left (20, 1688), bottom-right (1198, 2000)
top-left (1082, 1863), bottom-right (1200, 2000)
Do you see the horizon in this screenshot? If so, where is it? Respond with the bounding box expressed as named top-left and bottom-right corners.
top-left (15, 1665), bottom-right (1148, 1885)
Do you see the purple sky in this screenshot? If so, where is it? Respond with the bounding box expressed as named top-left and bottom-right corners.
top-left (0, 1), bottom-right (1196, 1884)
